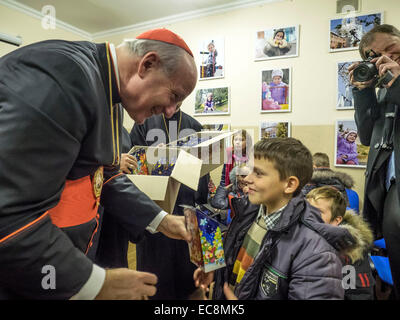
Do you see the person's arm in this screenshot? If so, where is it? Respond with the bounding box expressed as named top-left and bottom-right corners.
top-left (0, 49), bottom-right (101, 299)
top-left (386, 76), bottom-right (400, 107)
top-left (101, 166), bottom-right (189, 241)
top-left (263, 41), bottom-right (274, 57)
top-left (347, 143), bottom-right (359, 162)
top-left (0, 47), bottom-right (165, 300)
top-left (288, 251), bottom-right (344, 300)
top-left (352, 87), bottom-right (377, 146)
top-left (195, 173), bottom-right (211, 204)
top-left (101, 168), bottom-right (164, 235)
top-left (349, 62), bottom-right (377, 146)
top-left (220, 164), bottom-right (227, 187)
top-left (337, 132), bottom-right (345, 152)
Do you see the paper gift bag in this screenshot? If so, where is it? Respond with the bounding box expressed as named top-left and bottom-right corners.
top-left (184, 206), bottom-right (226, 273)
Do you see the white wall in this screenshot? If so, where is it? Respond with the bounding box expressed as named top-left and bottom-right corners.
top-left (0, 3), bottom-right (88, 57)
top-left (97, 0), bottom-right (400, 131)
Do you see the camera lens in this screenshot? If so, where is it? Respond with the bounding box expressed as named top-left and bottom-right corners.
top-left (353, 62), bottom-right (378, 82)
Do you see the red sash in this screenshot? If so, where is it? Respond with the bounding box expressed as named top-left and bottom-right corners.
top-left (48, 167), bottom-right (103, 254)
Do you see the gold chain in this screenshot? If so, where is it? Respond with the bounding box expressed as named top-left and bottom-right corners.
top-left (105, 42), bottom-right (119, 165)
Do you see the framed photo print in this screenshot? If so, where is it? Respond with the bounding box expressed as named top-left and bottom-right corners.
top-left (335, 120), bottom-right (369, 168)
top-left (197, 37), bottom-right (224, 80)
top-left (194, 86), bottom-right (230, 116)
top-left (261, 68), bottom-right (291, 113)
top-left (337, 60), bottom-right (357, 109)
top-left (201, 123), bottom-right (230, 131)
top-left (336, 0), bottom-right (360, 14)
top-left (329, 12), bottom-right (383, 52)
top-left (255, 25), bottom-right (299, 61)
top-left (260, 121), bottom-right (290, 140)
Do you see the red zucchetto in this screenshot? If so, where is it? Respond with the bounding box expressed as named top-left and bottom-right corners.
top-left (136, 28), bottom-right (193, 57)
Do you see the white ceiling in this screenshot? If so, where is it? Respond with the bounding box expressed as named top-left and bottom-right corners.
top-left (3, 0), bottom-right (283, 38)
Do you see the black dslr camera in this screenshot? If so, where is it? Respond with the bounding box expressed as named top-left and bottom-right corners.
top-left (353, 51), bottom-right (394, 87)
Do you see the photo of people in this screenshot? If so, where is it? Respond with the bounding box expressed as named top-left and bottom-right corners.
top-left (335, 120), bottom-right (369, 168)
top-left (194, 87), bottom-right (229, 116)
top-left (260, 121), bottom-right (290, 140)
top-left (197, 37), bottom-right (224, 80)
top-left (337, 60), bottom-right (357, 109)
top-left (329, 12), bottom-right (382, 52)
top-left (255, 25), bottom-right (299, 61)
top-left (201, 123), bottom-right (230, 131)
top-left (261, 68), bottom-right (291, 113)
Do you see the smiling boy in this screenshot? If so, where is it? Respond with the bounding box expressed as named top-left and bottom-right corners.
top-left (306, 186), bottom-right (374, 300)
top-left (194, 138), bottom-right (355, 299)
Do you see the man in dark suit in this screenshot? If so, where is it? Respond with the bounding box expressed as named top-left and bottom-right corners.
top-left (130, 107), bottom-right (210, 299)
top-left (349, 24), bottom-right (400, 298)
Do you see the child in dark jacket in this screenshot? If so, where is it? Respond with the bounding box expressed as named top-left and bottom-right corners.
top-left (194, 138), bottom-right (356, 300)
top-left (306, 186), bottom-right (375, 300)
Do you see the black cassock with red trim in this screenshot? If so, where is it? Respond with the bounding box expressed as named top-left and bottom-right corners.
top-left (0, 40), bottom-right (161, 299)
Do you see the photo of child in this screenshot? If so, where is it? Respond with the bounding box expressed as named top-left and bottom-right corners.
top-left (194, 87), bottom-right (230, 116)
top-left (255, 25), bottom-right (299, 61)
top-left (198, 37), bottom-right (224, 80)
top-left (329, 12), bottom-right (382, 52)
top-left (337, 61), bottom-right (357, 109)
top-left (203, 92), bottom-right (215, 113)
top-left (261, 68), bottom-right (291, 113)
top-left (264, 29), bottom-right (292, 57)
top-left (260, 121), bottom-right (290, 140)
top-left (335, 120), bottom-right (369, 168)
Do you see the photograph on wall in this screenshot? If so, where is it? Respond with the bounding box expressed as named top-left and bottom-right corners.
top-left (335, 120), bottom-right (369, 168)
top-left (197, 37), bottom-right (224, 80)
top-left (255, 25), bottom-right (299, 61)
top-left (337, 60), bottom-right (357, 109)
top-left (194, 87), bottom-right (230, 116)
top-left (261, 68), bottom-right (291, 113)
top-left (201, 123), bottom-right (230, 131)
top-left (329, 12), bottom-right (383, 52)
top-left (260, 121), bottom-right (290, 140)
top-left (336, 0), bottom-right (360, 14)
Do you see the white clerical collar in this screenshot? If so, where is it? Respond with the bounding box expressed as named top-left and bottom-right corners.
top-left (108, 43), bottom-right (120, 92)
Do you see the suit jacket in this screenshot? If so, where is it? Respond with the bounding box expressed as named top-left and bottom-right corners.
top-left (353, 77), bottom-right (400, 238)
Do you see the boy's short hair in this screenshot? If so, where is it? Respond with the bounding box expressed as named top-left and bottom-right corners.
top-left (254, 138), bottom-right (313, 196)
top-left (306, 186), bottom-right (347, 222)
top-left (312, 152), bottom-right (330, 168)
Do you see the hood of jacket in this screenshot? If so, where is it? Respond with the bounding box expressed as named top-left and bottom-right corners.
top-left (296, 198), bottom-right (357, 253)
top-left (339, 211), bottom-right (374, 263)
top-left (311, 168), bottom-right (355, 189)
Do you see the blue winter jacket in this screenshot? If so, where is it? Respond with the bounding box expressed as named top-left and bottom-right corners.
top-left (213, 194), bottom-right (356, 300)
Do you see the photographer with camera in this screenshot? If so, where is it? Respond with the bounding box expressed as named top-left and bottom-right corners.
top-left (348, 24), bottom-right (400, 299)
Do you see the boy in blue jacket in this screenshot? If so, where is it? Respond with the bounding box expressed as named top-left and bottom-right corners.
top-left (306, 186), bottom-right (375, 300)
top-left (194, 138), bottom-right (356, 299)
